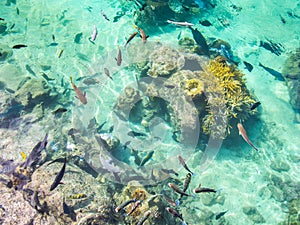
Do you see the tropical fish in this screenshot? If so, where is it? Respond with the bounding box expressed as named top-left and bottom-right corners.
top-left (127, 130), bottom-right (147, 138)
top-left (193, 187), bottom-right (217, 193)
top-left (162, 195), bottom-right (177, 207)
top-left (68, 193), bottom-right (87, 199)
top-left (166, 19), bottom-right (194, 27)
top-left (47, 157), bottom-right (66, 166)
top-left (90, 25), bottom-right (97, 42)
top-left (25, 65), bottom-right (36, 76)
top-left (258, 63), bottom-right (285, 81)
top-left (123, 141), bottom-right (131, 150)
top-left (104, 68), bottom-right (113, 80)
top-left (74, 32), bottom-right (83, 44)
top-left (40, 72), bottom-right (55, 81)
top-left (139, 151), bottom-right (154, 167)
top-left (237, 123), bottom-right (258, 151)
top-left (178, 155), bottom-right (194, 174)
top-left (100, 10), bottom-right (110, 21)
top-left (250, 101), bottom-right (261, 110)
top-left (131, 149), bottom-right (141, 166)
top-left (115, 46), bottom-right (122, 66)
top-left (115, 199), bottom-right (137, 213)
top-left (20, 151), bottom-right (27, 161)
top-left (22, 134), bottom-right (48, 169)
top-left (182, 173), bottom-right (191, 194)
top-left (161, 168), bottom-right (179, 176)
top-left (168, 183), bottom-right (190, 196)
top-left (189, 27), bottom-right (209, 55)
top-left (166, 207), bottom-right (187, 225)
top-left (70, 76), bottom-right (87, 105)
top-left (138, 27), bottom-right (149, 43)
top-left (12, 44), bottom-right (27, 49)
top-left (199, 19), bottom-right (212, 26)
top-left (127, 200), bottom-right (143, 216)
top-left (52, 34), bottom-right (55, 41)
top-left (63, 198), bottom-right (76, 221)
top-left (52, 108), bottom-right (67, 114)
top-left (243, 61), bottom-right (253, 72)
top-left (124, 31), bottom-right (138, 47)
top-left (57, 49), bottom-right (64, 58)
top-left (259, 40), bottom-right (284, 56)
top-left (136, 210), bottom-right (151, 225)
top-left (216, 210), bottom-right (228, 220)
top-left (50, 157), bottom-right (66, 191)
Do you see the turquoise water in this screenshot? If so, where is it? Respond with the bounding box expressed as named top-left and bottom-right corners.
top-left (0, 0), bottom-right (300, 224)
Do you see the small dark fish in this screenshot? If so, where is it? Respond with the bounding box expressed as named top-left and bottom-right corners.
top-left (287, 10), bottom-right (300, 19)
top-left (178, 155), bottom-right (194, 174)
top-left (168, 183), bottom-right (190, 196)
top-left (17, 76), bottom-right (31, 90)
top-left (189, 27), bottom-right (209, 55)
top-left (160, 168), bottom-right (179, 176)
top-left (74, 32), bottom-right (83, 44)
top-left (25, 65), bottom-right (36, 76)
top-left (131, 149), bottom-right (141, 166)
top-left (182, 173), bottom-right (192, 193)
top-left (47, 157), bottom-right (66, 166)
top-left (52, 108), bottom-right (67, 114)
top-left (250, 101), bottom-right (261, 110)
top-left (23, 134), bottom-right (48, 169)
top-left (63, 198), bottom-right (76, 221)
top-left (10, 23), bottom-right (15, 29)
top-left (127, 200), bottom-right (143, 216)
top-left (136, 210), bottom-right (151, 225)
top-left (258, 63), bottom-right (285, 81)
top-left (0, 18), bottom-right (4, 21)
top-left (280, 15), bottom-right (286, 24)
top-left (104, 68), bottom-right (113, 80)
top-left (164, 83), bottom-right (176, 89)
top-left (68, 128), bottom-right (81, 136)
top-left (199, 19), bottom-right (212, 26)
top-left (16, 7), bottom-right (19, 15)
top-left (124, 31), bottom-right (138, 47)
top-left (193, 187), bottom-right (217, 193)
top-left (123, 141), bottom-right (131, 150)
top-left (52, 34), bottom-right (55, 41)
top-left (166, 207), bottom-right (187, 225)
top-left (4, 87), bottom-right (15, 94)
top-left (50, 157), bottom-right (66, 191)
top-left (128, 130), bottom-right (147, 137)
top-left (115, 199), bottom-right (136, 213)
top-left (115, 46), bottom-right (122, 66)
top-left (259, 40), bottom-right (284, 56)
top-left (48, 42), bottom-right (59, 47)
top-left (40, 72), bottom-right (55, 81)
top-left (12, 44), bottom-right (27, 49)
top-left (139, 151), bottom-right (154, 167)
top-left (216, 210), bottom-right (228, 220)
top-left (100, 10), bottom-right (110, 21)
top-left (243, 61), bottom-right (253, 72)
top-left (96, 121), bottom-right (107, 133)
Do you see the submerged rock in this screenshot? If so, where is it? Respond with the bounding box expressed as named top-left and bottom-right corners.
top-left (282, 48), bottom-right (300, 112)
top-left (270, 160), bottom-right (291, 172)
top-left (0, 44), bottom-right (13, 61)
top-left (242, 206), bottom-right (266, 223)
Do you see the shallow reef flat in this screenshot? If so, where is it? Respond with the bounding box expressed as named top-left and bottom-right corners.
top-left (0, 0), bottom-right (300, 224)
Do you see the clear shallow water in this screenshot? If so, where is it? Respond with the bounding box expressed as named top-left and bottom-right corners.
top-left (0, 0), bottom-right (300, 224)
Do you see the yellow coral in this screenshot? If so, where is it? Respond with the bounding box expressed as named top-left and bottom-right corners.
top-left (184, 78), bottom-right (204, 98)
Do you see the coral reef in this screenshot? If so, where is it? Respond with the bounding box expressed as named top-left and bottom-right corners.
top-left (147, 45), bottom-right (185, 77)
top-left (184, 78), bottom-right (205, 99)
top-left (114, 86), bottom-right (141, 120)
